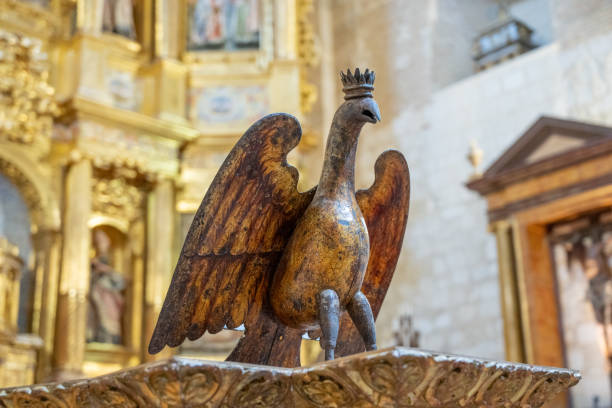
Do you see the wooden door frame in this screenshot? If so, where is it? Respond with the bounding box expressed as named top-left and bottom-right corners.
top-left (511, 185), bottom-right (612, 367)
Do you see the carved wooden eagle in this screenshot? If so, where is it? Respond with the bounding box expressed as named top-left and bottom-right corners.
top-left (149, 69), bottom-right (410, 367)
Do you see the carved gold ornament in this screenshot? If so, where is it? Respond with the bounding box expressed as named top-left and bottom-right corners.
top-left (0, 30), bottom-right (57, 152)
top-left (92, 178), bottom-right (144, 222)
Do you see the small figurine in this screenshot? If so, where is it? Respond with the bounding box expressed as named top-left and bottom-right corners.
top-left (393, 314), bottom-right (420, 348)
top-left (87, 229), bottom-right (126, 345)
top-left (149, 68), bottom-right (410, 367)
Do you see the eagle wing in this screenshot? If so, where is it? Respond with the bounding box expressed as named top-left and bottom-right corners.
top-left (148, 114), bottom-right (315, 354)
top-left (337, 149), bottom-right (411, 356)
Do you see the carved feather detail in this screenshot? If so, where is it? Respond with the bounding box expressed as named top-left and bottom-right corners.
top-left (148, 114), bottom-right (314, 354)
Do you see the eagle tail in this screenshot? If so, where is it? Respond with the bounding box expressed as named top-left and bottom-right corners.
top-left (226, 311), bottom-right (303, 368)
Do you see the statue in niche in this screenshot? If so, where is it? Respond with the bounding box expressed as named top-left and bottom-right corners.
top-left (567, 232), bottom-right (612, 359)
top-left (189, 0), bottom-right (225, 49)
top-left (102, 0), bottom-right (137, 40)
top-left (87, 229), bottom-right (126, 345)
top-left (582, 235), bottom-right (612, 359)
top-left (188, 0), bottom-right (259, 51)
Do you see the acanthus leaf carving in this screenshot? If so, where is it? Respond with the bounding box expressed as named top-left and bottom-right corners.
top-left (181, 368), bottom-right (220, 406)
top-left (228, 374), bottom-right (290, 408)
top-left (92, 177), bottom-right (145, 222)
top-left (0, 348), bottom-right (580, 408)
top-left (294, 370), bottom-right (358, 407)
top-left (0, 30), bottom-right (57, 156)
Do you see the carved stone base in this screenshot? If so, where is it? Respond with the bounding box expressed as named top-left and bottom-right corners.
top-left (0, 347), bottom-right (580, 407)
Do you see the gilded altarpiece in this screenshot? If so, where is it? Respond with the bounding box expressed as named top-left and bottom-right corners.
top-left (0, 0), bottom-right (319, 386)
top-left (0, 24), bottom-right (60, 388)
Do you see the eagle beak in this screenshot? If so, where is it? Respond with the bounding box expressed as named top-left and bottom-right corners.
top-left (361, 99), bottom-right (381, 124)
top-left (373, 105), bottom-right (381, 122)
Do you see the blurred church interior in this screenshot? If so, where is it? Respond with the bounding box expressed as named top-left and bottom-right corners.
top-left (1, 0), bottom-right (612, 406)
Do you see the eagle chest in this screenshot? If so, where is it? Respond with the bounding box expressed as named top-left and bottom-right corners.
top-left (270, 197), bottom-right (370, 330)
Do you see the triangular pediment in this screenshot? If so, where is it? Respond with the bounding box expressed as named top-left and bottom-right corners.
top-left (523, 133), bottom-right (587, 164)
top-left (484, 116), bottom-right (612, 176)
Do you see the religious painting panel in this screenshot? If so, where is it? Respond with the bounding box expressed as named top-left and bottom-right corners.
top-left (188, 85), bottom-right (269, 131)
top-left (549, 210), bottom-right (612, 407)
top-left (75, 54), bottom-right (144, 112)
top-left (105, 69), bottom-right (143, 111)
top-left (187, 0), bottom-right (260, 51)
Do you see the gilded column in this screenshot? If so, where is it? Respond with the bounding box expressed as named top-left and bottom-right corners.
top-left (0, 260), bottom-right (5, 330)
top-left (275, 0), bottom-right (297, 59)
top-left (144, 178), bottom-right (175, 361)
top-left (9, 262), bottom-right (20, 334)
top-left (31, 229), bottom-right (61, 381)
top-left (126, 219), bottom-right (144, 361)
top-left (150, 60), bottom-right (188, 122)
top-left (317, 0), bottom-right (337, 137)
top-left (77, 0), bottom-right (105, 34)
top-left (52, 157), bottom-right (92, 380)
top-left (491, 220), bottom-right (525, 363)
top-left (269, 0), bottom-right (300, 116)
top-left (144, 0), bottom-right (187, 123)
top-left (154, 0), bottom-right (181, 59)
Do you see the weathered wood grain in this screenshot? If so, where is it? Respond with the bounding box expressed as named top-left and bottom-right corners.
top-left (337, 150), bottom-right (411, 356)
top-left (148, 114), bottom-right (315, 355)
top-left (149, 69), bottom-right (410, 367)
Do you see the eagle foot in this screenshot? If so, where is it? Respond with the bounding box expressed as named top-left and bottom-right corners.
top-left (317, 289), bottom-right (340, 360)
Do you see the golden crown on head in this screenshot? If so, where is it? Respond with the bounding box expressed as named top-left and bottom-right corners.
top-left (340, 68), bottom-right (375, 100)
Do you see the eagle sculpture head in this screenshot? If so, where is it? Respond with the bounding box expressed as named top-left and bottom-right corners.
top-left (339, 68), bottom-right (381, 124)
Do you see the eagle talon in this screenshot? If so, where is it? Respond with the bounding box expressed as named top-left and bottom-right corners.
top-left (318, 289), bottom-right (340, 361)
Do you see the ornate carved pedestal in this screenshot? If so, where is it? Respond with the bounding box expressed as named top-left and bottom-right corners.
top-left (0, 347), bottom-right (579, 407)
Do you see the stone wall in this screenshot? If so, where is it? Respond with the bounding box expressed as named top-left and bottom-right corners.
top-left (321, 0), bottom-right (612, 372)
